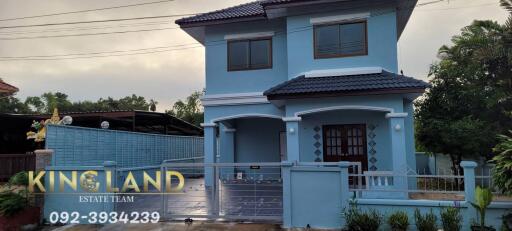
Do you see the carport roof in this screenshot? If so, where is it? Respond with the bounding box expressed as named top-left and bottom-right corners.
top-left (264, 71), bottom-right (429, 100)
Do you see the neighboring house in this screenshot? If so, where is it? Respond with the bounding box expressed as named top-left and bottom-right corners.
top-left (176, 0), bottom-right (428, 188)
top-left (0, 80), bottom-right (18, 96)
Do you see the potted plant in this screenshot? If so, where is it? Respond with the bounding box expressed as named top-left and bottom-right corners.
top-left (441, 206), bottom-right (462, 231)
top-left (388, 211), bottom-right (409, 231)
top-left (470, 186), bottom-right (496, 231)
top-left (414, 209), bottom-right (437, 231)
top-left (0, 172), bottom-right (40, 231)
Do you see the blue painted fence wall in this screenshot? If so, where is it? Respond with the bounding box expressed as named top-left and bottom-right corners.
top-left (45, 125), bottom-right (204, 167)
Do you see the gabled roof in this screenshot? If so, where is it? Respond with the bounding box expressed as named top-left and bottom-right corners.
top-left (175, 0), bottom-right (343, 27)
top-left (0, 80), bottom-right (19, 95)
top-left (264, 71), bottom-right (429, 99)
top-left (176, 1), bottom-right (266, 26)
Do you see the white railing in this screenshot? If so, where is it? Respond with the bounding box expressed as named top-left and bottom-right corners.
top-left (365, 171), bottom-right (393, 187)
top-left (349, 170), bottom-right (466, 200)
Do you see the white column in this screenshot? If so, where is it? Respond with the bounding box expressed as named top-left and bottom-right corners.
top-left (283, 117), bottom-right (301, 162)
top-left (386, 113), bottom-right (408, 198)
top-left (201, 123), bottom-right (217, 187)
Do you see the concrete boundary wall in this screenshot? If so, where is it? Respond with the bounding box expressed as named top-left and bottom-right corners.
top-left (45, 125), bottom-right (203, 167)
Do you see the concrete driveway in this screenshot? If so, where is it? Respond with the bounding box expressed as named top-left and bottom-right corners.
top-left (45, 222), bottom-right (283, 231)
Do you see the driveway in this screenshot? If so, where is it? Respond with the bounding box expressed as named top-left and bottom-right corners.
top-left (45, 222), bottom-right (283, 231)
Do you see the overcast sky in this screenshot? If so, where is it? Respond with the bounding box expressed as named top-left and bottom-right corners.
top-left (0, 0), bottom-right (508, 112)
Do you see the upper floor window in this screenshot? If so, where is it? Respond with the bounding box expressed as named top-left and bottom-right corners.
top-left (228, 38), bottom-right (272, 71)
top-left (314, 20), bottom-right (367, 59)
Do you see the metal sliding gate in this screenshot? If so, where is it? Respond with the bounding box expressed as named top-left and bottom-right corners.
top-left (116, 162), bottom-right (283, 222)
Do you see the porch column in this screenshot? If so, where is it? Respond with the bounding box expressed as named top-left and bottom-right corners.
top-left (386, 113), bottom-right (408, 198)
top-left (219, 124), bottom-right (235, 180)
top-left (219, 123), bottom-right (235, 163)
top-left (283, 117), bottom-right (301, 162)
top-left (202, 123), bottom-right (217, 187)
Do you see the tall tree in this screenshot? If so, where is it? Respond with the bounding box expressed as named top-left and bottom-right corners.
top-left (0, 96), bottom-right (30, 113)
top-left (415, 20), bottom-right (512, 174)
top-left (149, 99), bottom-right (158, 112)
top-left (167, 91), bottom-right (204, 127)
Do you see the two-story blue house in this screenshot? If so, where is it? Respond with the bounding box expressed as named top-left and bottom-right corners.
top-left (176, 0), bottom-right (427, 189)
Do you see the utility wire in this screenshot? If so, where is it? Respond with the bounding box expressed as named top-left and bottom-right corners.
top-left (0, 0), bottom-right (176, 22)
top-left (0, 14), bottom-right (199, 30)
top-left (0, 0), bottom-right (489, 61)
top-left (0, 43), bottom-right (199, 58)
top-left (0, 5), bottom-right (439, 60)
top-left (0, 27), bottom-right (180, 40)
top-left (0, 21), bottom-right (173, 35)
top-left (0, 45), bottom-right (203, 61)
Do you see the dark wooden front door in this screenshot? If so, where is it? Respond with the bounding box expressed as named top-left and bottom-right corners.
top-left (322, 124), bottom-right (368, 172)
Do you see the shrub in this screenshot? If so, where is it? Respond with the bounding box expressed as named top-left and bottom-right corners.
top-left (8, 171), bottom-right (28, 187)
top-left (388, 211), bottom-right (409, 231)
top-left (414, 209), bottom-right (437, 231)
top-left (0, 192), bottom-right (27, 217)
top-left (344, 202), bottom-right (382, 231)
top-left (492, 132), bottom-right (512, 196)
top-left (441, 207), bottom-right (463, 231)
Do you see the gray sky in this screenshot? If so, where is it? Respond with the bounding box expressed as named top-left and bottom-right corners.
top-left (0, 0), bottom-right (508, 112)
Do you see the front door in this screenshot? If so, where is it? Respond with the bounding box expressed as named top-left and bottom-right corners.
top-left (322, 124), bottom-right (368, 172)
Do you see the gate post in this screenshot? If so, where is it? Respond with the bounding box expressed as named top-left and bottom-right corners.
top-left (339, 161), bottom-right (351, 226)
top-left (35, 149), bottom-right (53, 171)
top-left (202, 123), bottom-right (217, 187)
top-left (461, 161), bottom-right (477, 229)
top-left (281, 161), bottom-right (293, 228)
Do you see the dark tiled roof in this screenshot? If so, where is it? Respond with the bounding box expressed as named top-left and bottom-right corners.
top-left (264, 71), bottom-right (429, 98)
top-left (176, 1), bottom-right (266, 26)
top-left (175, 0), bottom-right (318, 26)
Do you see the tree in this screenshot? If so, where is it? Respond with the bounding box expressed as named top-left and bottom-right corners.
top-left (0, 96), bottom-right (30, 113)
top-left (166, 91), bottom-right (204, 127)
top-left (492, 131), bottom-right (512, 195)
top-left (40, 92), bottom-right (73, 113)
top-left (0, 91), bottom-right (158, 114)
top-left (415, 20), bottom-right (512, 174)
top-left (149, 99), bottom-right (158, 112)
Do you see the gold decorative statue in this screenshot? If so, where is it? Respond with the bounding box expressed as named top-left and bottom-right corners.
top-left (26, 108), bottom-right (64, 142)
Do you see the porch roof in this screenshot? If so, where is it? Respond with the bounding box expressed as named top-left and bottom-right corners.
top-left (264, 71), bottom-right (429, 100)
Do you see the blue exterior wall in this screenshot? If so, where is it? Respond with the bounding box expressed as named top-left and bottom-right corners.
top-left (204, 9), bottom-right (399, 95)
top-left (204, 19), bottom-right (288, 95)
top-left (199, 2), bottom-right (417, 174)
top-left (404, 100), bottom-right (416, 172)
top-left (286, 8), bottom-right (398, 79)
top-left (299, 110), bottom-right (391, 170)
top-left (284, 95), bottom-right (405, 117)
top-left (233, 118), bottom-right (284, 163)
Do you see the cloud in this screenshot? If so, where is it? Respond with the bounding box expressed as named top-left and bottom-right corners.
top-left (0, 0), bottom-right (508, 112)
